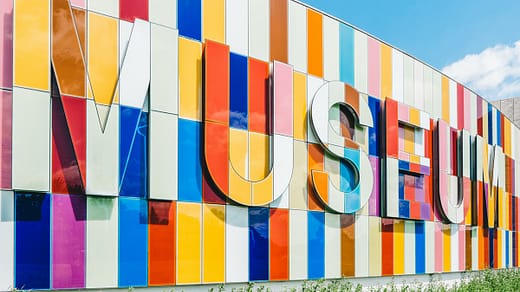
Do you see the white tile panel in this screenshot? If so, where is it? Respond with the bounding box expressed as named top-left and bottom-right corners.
top-left (414, 60), bottom-right (424, 110)
top-left (404, 221), bottom-right (415, 274)
top-left (423, 66), bottom-right (433, 116)
top-left (149, 111), bottom-right (178, 200)
top-left (289, 209), bottom-right (307, 280)
top-left (248, 0), bottom-right (269, 62)
top-left (119, 20), bottom-right (132, 67)
top-left (0, 191), bottom-right (13, 290)
top-left (86, 101), bottom-right (119, 196)
top-left (273, 135), bottom-right (294, 198)
top-left (355, 215), bottom-right (369, 277)
top-left (512, 127), bottom-right (516, 163)
top-left (516, 161), bottom-right (520, 197)
top-left (86, 196), bottom-right (118, 288)
top-left (354, 31), bottom-right (367, 94)
top-left (324, 213), bottom-right (341, 278)
top-left (119, 20), bottom-right (150, 109)
top-left (471, 227), bottom-right (478, 270)
top-left (323, 17), bottom-right (339, 81)
top-left (311, 81), bottom-right (330, 146)
top-left (149, 0), bottom-right (177, 28)
top-left (420, 111), bottom-right (430, 130)
top-left (226, 205), bottom-right (248, 283)
top-left (151, 24), bottom-right (178, 114)
top-left (450, 224), bottom-right (459, 271)
top-left (385, 158), bottom-right (399, 217)
top-left (414, 129), bottom-right (425, 157)
top-left (516, 127), bottom-right (520, 162)
top-left (88, 0), bottom-right (119, 18)
top-left (511, 127), bottom-right (516, 162)
top-left (12, 87), bottom-right (50, 192)
top-left (431, 70), bottom-right (442, 120)
top-left (226, 0), bottom-right (248, 56)
top-left (391, 49), bottom-right (403, 102)
top-left (470, 92), bottom-right (477, 136)
top-left (449, 79), bottom-right (458, 128)
top-left (509, 231), bottom-right (513, 268)
top-left (424, 221), bottom-right (435, 273)
top-left (403, 55), bottom-right (414, 107)
top-left (491, 108), bottom-right (497, 146)
top-left (461, 131), bottom-right (471, 178)
top-left (307, 75), bottom-right (324, 143)
top-left (324, 153), bottom-right (340, 197)
top-left (270, 187), bottom-right (289, 209)
top-left (502, 230), bottom-right (506, 268)
top-left (288, 1), bottom-right (307, 72)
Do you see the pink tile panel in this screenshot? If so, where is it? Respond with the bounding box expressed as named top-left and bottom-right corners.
top-left (459, 225), bottom-right (466, 271)
top-left (69, 0), bottom-right (85, 8)
top-left (273, 61), bottom-right (293, 136)
top-left (0, 1), bottom-right (13, 88)
top-left (398, 103), bottom-right (409, 122)
top-left (0, 90), bottom-right (11, 189)
top-left (367, 37), bottom-right (380, 97)
top-left (398, 127), bottom-right (405, 150)
top-left (435, 222), bottom-right (443, 272)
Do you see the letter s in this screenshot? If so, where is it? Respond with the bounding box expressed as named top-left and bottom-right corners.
top-left (309, 81), bottom-right (374, 213)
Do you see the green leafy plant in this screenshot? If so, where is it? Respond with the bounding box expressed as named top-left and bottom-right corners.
top-left (211, 269), bottom-right (520, 292)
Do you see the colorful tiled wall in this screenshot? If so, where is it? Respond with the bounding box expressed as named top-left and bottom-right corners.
top-left (0, 0), bottom-right (519, 290)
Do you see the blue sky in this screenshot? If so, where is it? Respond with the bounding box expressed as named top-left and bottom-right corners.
top-left (299, 0), bottom-right (520, 100)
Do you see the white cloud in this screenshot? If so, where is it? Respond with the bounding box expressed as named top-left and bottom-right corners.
top-left (442, 40), bottom-right (520, 100)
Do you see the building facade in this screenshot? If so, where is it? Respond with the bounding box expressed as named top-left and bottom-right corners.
top-left (0, 0), bottom-right (519, 290)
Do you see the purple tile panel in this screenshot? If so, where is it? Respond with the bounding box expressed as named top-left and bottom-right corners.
top-left (368, 155), bottom-right (380, 216)
top-left (52, 195), bottom-right (86, 289)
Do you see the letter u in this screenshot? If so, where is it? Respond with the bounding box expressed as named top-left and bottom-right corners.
top-left (203, 40), bottom-right (293, 206)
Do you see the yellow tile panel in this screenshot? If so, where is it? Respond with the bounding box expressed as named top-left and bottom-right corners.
top-left (177, 202), bottom-right (202, 284)
top-left (179, 37), bottom-right (202, 120)
top-left (252, 173), bottom-right (273, 206)
top-left (393, 220), bottom-right (404, 274)
top-left (249, 132), bottom-right (269, 181)
top-left (203, 204), bottom-right (225, 283)
top-left (380, 43), bottom-right (392, 100)
top-left (504, 119), bottom-right (511, 156)
top-left (230, 128), bottom-right (248, 179)
top-left (409, 154), bottom-right (420, 164)
top-left (441, 76), bottom-right (450, 124)
top-left (203, 0), bottom-right (225, 43)
top-left (293, 72), bottom-right (307, 141)
top-left (409, 108), bottom-right (420, 126)
top-left (442, 224), bottom-right (451, 272)
top-left (88, 12), bottom-right (118, 105)
top-left (497, 229), bottom-right (502, 268)
top-left (368, 216), bottom-right (381, 276)
top-left (14, 0), bottom-right (50, 90)
top-left (229, 164), bottom-right (252, 205)
top-left (403, 124), bottom-right (415, 154)
top-left (465, 188), bottom-right (472, 224)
